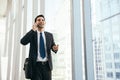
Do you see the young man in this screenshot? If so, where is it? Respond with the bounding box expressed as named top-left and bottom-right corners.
top-left (20, 14), bottom-right (59, 80)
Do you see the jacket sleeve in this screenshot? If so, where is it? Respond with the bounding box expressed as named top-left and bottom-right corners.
top-left (20, 29), bottom-right (35, 45)
top-left (51, 34), bottom-right (58, 53)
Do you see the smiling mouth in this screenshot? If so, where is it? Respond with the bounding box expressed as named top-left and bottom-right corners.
top-left (37, 25), bottom-right (44, 28)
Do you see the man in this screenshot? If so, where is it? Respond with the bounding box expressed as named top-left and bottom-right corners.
top-left (20, 14), bottom-right (59, 80)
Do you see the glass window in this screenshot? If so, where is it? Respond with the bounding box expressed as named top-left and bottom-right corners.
top-left (115, 63), bottom-right (120, 69)
top-left (45, 0), bottom-right (72, 80)
top-left (110, 0), bottom-right (120, 15)
top-left (105, 54), bottom-right (112, 60)
top-left (1, 0), bottom-right (72, 80)
top-left (107, 72), bottom-right (113, 78)
top-left (106, 62), bottom-right (112, 68)
top-left (116, 72), bottom-right (120, 79)
top-left (91, 0), bottom-right (120, 80)
top-left (114, 53), bottom-right (120, 59)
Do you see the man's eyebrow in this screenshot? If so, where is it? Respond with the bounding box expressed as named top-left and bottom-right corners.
top-left (37, 19), bottom-right (44, 20)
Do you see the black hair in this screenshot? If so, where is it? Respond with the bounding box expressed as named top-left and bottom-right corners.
top-left (34, 14), bottom-right (45, 22)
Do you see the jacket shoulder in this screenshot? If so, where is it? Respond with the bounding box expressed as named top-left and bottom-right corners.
top-left (44, 31), bottom-right (53, 35)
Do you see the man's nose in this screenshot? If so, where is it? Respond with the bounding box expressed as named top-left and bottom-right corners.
top-left (39, 21), bottom-right (43, 24)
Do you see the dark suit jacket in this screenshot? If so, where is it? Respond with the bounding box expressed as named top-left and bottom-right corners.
top-left (20, 30), bottom-right (57, 71)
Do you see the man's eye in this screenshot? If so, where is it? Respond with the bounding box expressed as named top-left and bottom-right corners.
top-left (37, 19), bottom-right (44, 21)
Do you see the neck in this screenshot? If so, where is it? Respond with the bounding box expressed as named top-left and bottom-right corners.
top-left (38, 27), bottom-right (44, 32)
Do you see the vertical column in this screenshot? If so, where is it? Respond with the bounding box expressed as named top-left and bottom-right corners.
top-left (3, 16), bottom-right (9, 57)
top-left (71, 0), bottom-right (84, 80)
top-left (6, 10), bottom-right (14, 80)
top-left (32, 0), bottom-right (38, 23)
top-left (11, 0), bottom-right (22, 79)
top-left (20, 0), bottom-right (27, 79)
top-left (3, 0), bottom-right (12, 57)
top-left (4, 14), bottom-right (10, 80)
top-left (0, 44), bottom-right (1, 80)
top-left (40, 0), bottom-right (45, 15)
top-left (83, 0), bottom-right (94, 80)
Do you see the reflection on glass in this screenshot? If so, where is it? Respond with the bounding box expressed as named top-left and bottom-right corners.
top-left (91, 0), bottom-right (120, 80)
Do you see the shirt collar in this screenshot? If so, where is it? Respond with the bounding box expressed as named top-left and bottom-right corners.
top-left (37, 30), bottom-right (44, 34)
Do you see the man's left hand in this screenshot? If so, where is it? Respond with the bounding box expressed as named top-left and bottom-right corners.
top-left (53, 45), bottom-right (59, 51)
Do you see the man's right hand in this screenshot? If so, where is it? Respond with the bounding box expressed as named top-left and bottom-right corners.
top-left (32, 23), bottom-right (38, 31)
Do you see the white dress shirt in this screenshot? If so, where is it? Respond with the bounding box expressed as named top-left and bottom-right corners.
top-left (36, 30), bottom-right (48, 62)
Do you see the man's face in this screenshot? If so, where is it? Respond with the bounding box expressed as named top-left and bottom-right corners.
top-left (36, 17), bottom-right (45, 28)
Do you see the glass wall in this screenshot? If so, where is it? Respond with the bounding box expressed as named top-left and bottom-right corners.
top-left (0, 0), bottom-right (72, 80)
top-left (91, 0), bottom-right (120, 80)
top-left (45, 0), bottom-right (72, 80)
top-left (3, 0), bottom-right (120, 80)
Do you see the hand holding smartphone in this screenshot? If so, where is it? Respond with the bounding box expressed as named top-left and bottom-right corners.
top-left (32, 23), bottom-right (38, 31)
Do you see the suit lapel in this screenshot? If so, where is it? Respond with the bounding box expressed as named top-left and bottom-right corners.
top-left (44, 32), bottom-right (49, 48)
top-left (34, 31), bottom-right (38, 51)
